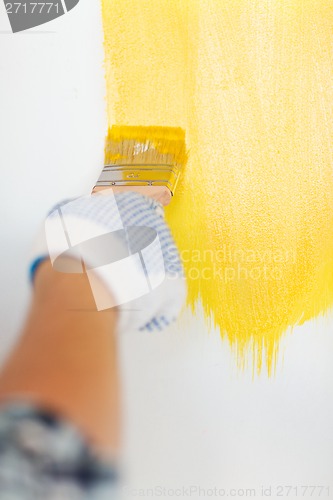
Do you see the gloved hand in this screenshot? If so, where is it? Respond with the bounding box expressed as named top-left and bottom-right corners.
top-left (29, 190), bottom-right (186, 334)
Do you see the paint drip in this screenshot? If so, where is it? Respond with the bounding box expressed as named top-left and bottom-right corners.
top-left (101, 0), bottom-right (333, 374)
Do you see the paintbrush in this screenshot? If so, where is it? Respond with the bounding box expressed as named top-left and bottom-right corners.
top-left (93, 125), bottom-right (188, 205)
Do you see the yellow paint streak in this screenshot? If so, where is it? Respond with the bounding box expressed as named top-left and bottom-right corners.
top-left (101, 0), bottom-right (333, 374)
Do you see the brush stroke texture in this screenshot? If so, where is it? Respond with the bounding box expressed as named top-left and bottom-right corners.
top-left (101, 0), bottom-right (333, 373)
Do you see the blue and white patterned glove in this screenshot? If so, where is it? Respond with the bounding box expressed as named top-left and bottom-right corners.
top-left (29, 190), bottom-right (186, 334)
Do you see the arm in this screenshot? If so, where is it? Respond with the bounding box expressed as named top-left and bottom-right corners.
top-left (0, 258), bottom-right (120, 460)
top-left (0, 188), bottom-right (185, 460)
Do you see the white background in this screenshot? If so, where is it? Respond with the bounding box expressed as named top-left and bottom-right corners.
top-left (0, 1), bottom-right (332, 499)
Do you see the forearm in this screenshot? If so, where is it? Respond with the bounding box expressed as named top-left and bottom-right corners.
top-left (0, 259), bottom-right (120, 459)
top-left (0, 189), bottom-right (185, 463)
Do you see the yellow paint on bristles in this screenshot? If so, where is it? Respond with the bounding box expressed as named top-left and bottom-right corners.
top-left (104, 125), bottom-right (188, 168)
top-left (101, 0), bottom-right (333, 375)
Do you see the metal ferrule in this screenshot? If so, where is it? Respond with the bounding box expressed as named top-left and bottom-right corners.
top-left (94, 164), bottom-right (180, 195)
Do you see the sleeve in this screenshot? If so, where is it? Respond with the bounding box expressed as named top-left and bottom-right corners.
top-left (0, 402), bottom-right (120, 499)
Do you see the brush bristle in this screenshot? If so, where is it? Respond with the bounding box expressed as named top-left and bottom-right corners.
top-left (104, 125), bottom-right (188, 168)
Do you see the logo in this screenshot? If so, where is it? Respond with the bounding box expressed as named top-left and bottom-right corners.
top-left (3, 1), bottom-right (80, 33)
top-left (44, 190), bottom-right (166, 310)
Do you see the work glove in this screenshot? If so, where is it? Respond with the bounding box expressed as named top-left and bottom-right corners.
top-left (29, 190), bottom-right (186, 334)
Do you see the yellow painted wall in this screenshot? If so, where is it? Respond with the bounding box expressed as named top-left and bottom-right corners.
top-left (101, 0), bottom-right (333, 374)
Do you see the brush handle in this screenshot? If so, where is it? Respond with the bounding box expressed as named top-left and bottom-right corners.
top-left (92, 185), bottom-right (172, 206)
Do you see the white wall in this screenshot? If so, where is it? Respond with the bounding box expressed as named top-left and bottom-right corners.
top-left (0, 2), bottom-right (332, 499)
